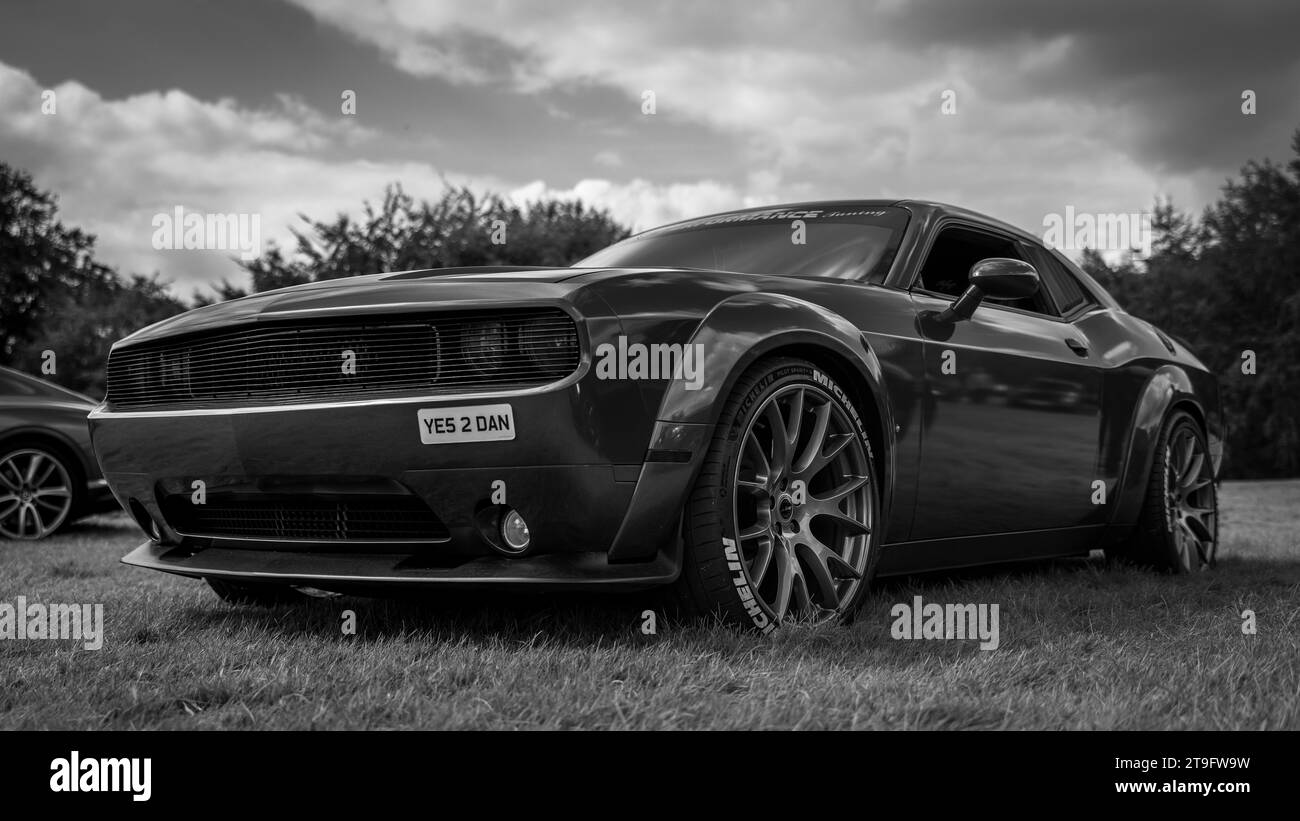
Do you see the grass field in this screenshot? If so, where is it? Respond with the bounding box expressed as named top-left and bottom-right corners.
top-left (1, 481), bottom-right (1297, 730)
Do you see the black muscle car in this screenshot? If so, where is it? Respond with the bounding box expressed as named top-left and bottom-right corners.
top-left (89, 200), bottom-right (1222, 630)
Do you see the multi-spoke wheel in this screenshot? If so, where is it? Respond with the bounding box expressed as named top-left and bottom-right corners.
top-left (733, 383), bottom-right (873, 622)
top-left (1108, 409), bottom-right (1218, 572)
top-left (1163, 422), bottom-right (1217, 571)
top-left (677, 358), bottom-right (880, 631)
top-left (0, 446), bottom-right (78, 540)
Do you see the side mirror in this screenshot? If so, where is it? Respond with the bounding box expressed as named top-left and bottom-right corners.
top-left (935, 258), bottom-right (1040, 323)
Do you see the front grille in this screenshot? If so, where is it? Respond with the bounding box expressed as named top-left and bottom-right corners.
top-left (106, 308), bottom-right (580, 409)
top-left (161, 494), bottom-right (450, 542)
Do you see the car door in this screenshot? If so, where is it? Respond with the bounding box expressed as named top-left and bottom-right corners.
top-left (908, 222), bottom-right (1104, 539)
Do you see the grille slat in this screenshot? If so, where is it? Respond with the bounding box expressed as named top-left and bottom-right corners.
top-left (160, 494), bottom-right (449, 542)
top-left (106, 309), bottom-right (580, 410)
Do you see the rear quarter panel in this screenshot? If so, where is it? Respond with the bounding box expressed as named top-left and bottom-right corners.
top-left (1087, 310), bottom-right (1223, 527)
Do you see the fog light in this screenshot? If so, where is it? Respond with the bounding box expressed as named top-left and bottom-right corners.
top-left (499, 508), bottom-right (531, 553)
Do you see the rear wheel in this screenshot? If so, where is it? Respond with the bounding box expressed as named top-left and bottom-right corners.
top-left (206, 578), bottom-right (304, 606)
top-left (1110, 410), bottom-right (1218, 572)
top-left (677, 358), bottom-right (880, 632)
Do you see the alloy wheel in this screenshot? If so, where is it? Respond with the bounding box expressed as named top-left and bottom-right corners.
top-left (731, 384), bottom-right (873, 622)
top-left (0, 449), bottom-right (74, 540)
top-left (1164, 426), bottom-right (1217, 571)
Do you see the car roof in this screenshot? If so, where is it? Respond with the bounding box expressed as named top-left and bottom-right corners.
top-left (621, 198), bottom-right (1123, 310)
top-left (0, 365), bottom-right (95, 404)
top-left (893, 199), bottom-right (1044, 244)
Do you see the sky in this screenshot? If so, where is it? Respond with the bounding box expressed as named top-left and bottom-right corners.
top-left (1, 0), bottom-right (1298, 296)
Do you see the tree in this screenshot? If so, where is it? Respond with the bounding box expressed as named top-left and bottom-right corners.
top-left (239, 183), bottom-right (629, 292)
top-left (1196, 131), bottom-right (1300, 475)
top-left (14, 275), bottom-right (185, 398)
top-left (0, 162), bottom-right (184, 398)
top-left (0, 163), bottom-right (117, 360)
top-left (1084, 129), bottom-right (1300, 477)
top-left (191, 280), bottom-right (248, 307)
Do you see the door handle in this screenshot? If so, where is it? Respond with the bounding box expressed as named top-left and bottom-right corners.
top-left (1065, 338), bottom-right (1089, 357)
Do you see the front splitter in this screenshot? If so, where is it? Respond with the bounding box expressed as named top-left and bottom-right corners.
top-left (122, 541), bottom-right (680, 592)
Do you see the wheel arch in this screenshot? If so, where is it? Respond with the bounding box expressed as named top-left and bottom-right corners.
top-left (754, 341), bottom-right (890, 496)
top-left (1170, 397), bottom-right (1207, 435)
top-left (0, 427), bottom-right (90, 485)
top-left (607, 293), bottom-right (897, 564)
top-left (1110, 364), bottom-right (1211, 526)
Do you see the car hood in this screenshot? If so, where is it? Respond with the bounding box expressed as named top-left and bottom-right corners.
top-left (115, 266), bottom-right (776, 348)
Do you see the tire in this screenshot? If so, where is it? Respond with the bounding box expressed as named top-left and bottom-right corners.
top-left (1108, 409), bottom-right (1218, 572)
top-left (676, 357), bottom-right (881, 632)
top-left (0, 441), bottom-right (84, 540)
top-left (206, 578), bottom-right (305, 606)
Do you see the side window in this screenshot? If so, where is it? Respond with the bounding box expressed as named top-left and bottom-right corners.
top-left (1032, 248), bottom-right (1097, 317)
top-left (914, 225), bottom-right (1057, 316)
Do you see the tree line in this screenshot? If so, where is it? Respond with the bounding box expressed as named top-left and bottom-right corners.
top-left (2, 134), bottom-right (1298, 477)
top-left (1079, 132), bottom-right (1300, 477)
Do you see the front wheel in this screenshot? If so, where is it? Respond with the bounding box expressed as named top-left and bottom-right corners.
top-left (677, 358), bottom-right (880, 632)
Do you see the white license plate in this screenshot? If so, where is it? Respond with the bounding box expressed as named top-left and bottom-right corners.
top-left (418, 404), bottom-right (516, 444)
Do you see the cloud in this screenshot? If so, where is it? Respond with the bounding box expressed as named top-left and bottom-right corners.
top-left (884, 0), bottom-right (1300, 175)
top-left (289, 0), bottom-right (1300, 178)
top-left (6, 0), bottom-right (1297, 297)
top-left (287, 0), bottom-right (929, 173)
top-left (0, 62), bottom-right (482, 294)
top-left (509, 177), bottom-right (748, 232)
top-left (0, 60), bottom-right (756, 293)
top-left (287, 0), bottom-right (1267, 233)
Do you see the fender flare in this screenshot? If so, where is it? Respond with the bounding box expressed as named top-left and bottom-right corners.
top-left (608, 292), bottom-right (896, 562)
top-left (1110, 364), bottom-right (1208, 525)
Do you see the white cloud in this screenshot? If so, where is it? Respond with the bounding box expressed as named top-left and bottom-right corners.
top-left (510, 177), bottom-right (748, 232)
top-left (0, 59), bottom-right (790, 296)
top-left (0, 62), bottom-right (502, 295)
top-left (0, 0), bottom-right (1222, 300)
top-left (287, 0), bottom-right (1208, 235)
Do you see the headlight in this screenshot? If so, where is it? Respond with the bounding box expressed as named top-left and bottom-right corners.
top-left (463, 321), bottom-right (507, 372)
top-left (519, 317), bottom-right (579, 371)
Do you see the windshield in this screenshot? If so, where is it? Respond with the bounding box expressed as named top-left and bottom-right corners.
top-left (575, 206), bottom-right (909, 282)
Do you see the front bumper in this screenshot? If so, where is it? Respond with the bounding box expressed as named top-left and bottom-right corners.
top-left (85, 478), bottom-right (123, 514)
top-left (89, 371), bottom-right (710, 589)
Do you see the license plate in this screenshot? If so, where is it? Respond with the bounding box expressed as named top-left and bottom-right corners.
top-left (418, 404), bottom-right (516, 444)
